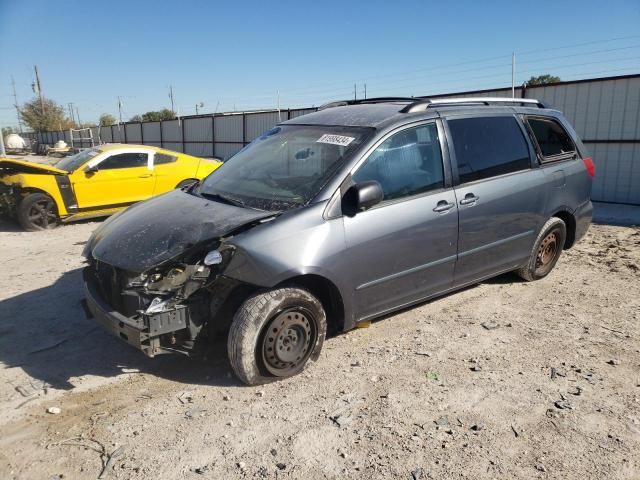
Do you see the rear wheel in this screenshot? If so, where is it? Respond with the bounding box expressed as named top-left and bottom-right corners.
top-left (17, 193), bottom-right (59, 231)
top-left (227, 287), bottom-right (327, 385)
top-left (516, 217), bottom-right (566, 281)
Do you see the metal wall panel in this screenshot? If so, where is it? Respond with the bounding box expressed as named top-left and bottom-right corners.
top-left (245, 112), bottom-right (281, 141)
top-left (215, 115), bottom-right (243, 142)
top-left (184, 117), bottom-right (213, 142)
top-left (100, 126), bottom-right (112, 143)
top-left (111, 125), bottom-right (123, 143)
top-left (125, 123), bottom-right (142, 143)
top-left (162, 142), bottom-right (183, 153)
top-left (527, 78), bottom-right (640, 140)
top-left (161, 120), bottom-right (182, 143)
top-left (184, 142), bottom-right (213, 157)
top-left (214, 142), bottom-right (243, 160)
top-left (91, 127), bottom-right (100, 144)
top-left (431, 88), bottom-right (517, 99)
top-left (289, 108), bottom-right (317, 119)
top-left (142, 122), bottom-right (161, 143)
top-left (588, 142), bottom-right (640, 204)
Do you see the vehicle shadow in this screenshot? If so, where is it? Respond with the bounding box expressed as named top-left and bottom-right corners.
top-left (0, 218), bottom-right (22, 232)
top-left (0, 267), bottom-right (240, 392)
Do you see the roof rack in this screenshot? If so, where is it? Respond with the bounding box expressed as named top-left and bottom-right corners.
top-left (318, 97), bottom-right (419, 110)
top-left (400, 97), bottom-right (546, 113)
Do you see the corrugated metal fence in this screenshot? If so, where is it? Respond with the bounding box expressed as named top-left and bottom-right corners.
top-left (23, 74), bottom-right (640, 205)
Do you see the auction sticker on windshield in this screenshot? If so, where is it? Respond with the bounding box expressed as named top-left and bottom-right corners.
top-left (316, 134), bottom-right (355, 147)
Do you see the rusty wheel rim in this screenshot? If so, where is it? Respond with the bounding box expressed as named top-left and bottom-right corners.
top-left (261, 308), bottom-right (316, 377)
top-left (536, 231), bottom-right (558, 269)
top-left (28, 198), bottom-right (57, 229)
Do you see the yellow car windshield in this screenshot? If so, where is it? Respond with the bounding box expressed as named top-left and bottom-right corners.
top-left (56, 148), bottom-right (101, 172)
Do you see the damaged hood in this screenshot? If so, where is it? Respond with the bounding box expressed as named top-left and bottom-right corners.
top-left (0, 158), bottom-right (67, 176)
top-left (85, 189), bottom-right (275, 272)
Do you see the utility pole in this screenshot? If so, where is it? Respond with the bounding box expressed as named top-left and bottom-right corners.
top-left (277, 90), bottom-right (281, 122)
top-left (11, 76), bottom-right (23, 133)
top-left (511, 52), bottom-right (516, 98)
top-left (363, 83), bottom-right (367, 100)
top-left (33, 65), bottom-right (45, 114)
top-left (117, 96), bottom-right (123, 124)
top-left (354, 83), bottom-right (357, 101)
top-left (169, 85), bottom-right (175, 113)
top-left (75, 106), bottom-right (82, 127)
top-left (68, 102), bottom-right (76, 125)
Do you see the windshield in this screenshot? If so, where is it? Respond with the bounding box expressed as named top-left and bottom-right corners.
top-left (197, 125), bottom-right (372, 211)
top-left (55, 148), bottom-right (101, 172)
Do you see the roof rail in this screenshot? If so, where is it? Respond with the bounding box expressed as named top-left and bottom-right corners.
top-left (400, 97), bottom-right (546, 113)
top-left (318, 96), bottom-right (419, 111)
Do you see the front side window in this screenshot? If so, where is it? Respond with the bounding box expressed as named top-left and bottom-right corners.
top-left (352, 123), bottom-right (444, 201)
top-left (99, 152), bottom-right (149, 170)
top-left (448, 116), bottom-right (531, 183)
top-left (198, 125), bottom-right (371, 211)
top-left (527, 117), bottom-right (576, 161)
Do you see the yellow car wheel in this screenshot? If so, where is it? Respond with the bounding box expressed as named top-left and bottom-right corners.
top-left (17, 192), bottom-right (60, 231)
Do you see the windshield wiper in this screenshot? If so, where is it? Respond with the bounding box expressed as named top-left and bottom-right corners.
top-left (199, 191), bottom-right (247, 208)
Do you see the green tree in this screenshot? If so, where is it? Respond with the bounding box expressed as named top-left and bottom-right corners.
top-left (129, 115), bottom-right (143, 122)
top-left (141, 109), bottom-right (176, 122)
top-left (99, 113), bottom-right (116, 126)
top-left (19, 96), bottom-right (75, 132)
top-left (527, 75), bottom-right (561, 86)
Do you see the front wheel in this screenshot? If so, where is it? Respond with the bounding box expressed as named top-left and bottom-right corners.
top-left (17, 192), bottom-right (60, 231)
top-left (516, 217), bottom-right (567, 281)
top-left (227, 287), bottom-right (327, 385)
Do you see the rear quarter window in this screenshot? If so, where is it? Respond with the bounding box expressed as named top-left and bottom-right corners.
top-left (448, 116), bottom-right (531, 183)
top-left (154, 153), bottom-right (178, 165)
top-left (526, 117), bottom-right (576, 163)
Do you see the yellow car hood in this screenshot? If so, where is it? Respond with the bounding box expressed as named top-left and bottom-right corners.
top-left (0, 158), bottom-right (67, 176)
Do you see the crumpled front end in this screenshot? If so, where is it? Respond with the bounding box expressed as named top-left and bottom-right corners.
top-left (83, 245), bottom-right (240, 357)
top-left (81, 188), bottom-right (276, 356)
top-left (0, 180), bottom-right (19, 218)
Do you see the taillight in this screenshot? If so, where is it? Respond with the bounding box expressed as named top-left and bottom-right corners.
top-left (583, 157), bottom-right (595, 177)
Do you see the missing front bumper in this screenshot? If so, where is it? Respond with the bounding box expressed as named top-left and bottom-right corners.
top-left (83, 271), bottom-right (189, 357)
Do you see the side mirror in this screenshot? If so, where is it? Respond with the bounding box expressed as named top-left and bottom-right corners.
top-left (342, 181), bottom-right (384, 217)
top-left (84, 165), bottom-right (98, 175)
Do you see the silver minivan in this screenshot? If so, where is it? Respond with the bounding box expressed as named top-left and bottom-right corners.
top-left (82, 97), bottom-right (594, 384)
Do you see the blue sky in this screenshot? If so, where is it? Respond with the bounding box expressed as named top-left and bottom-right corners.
top-left (1, 0), bottom-right (639, 127)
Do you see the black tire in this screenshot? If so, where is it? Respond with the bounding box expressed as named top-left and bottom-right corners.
top-left (176, 178), bottom-right (198, 189)
top-left (227, 287), bottom-right (327, 385)
top-left (17, 193), bottom-right (60, 231)
top-left (516, 217), bottom-right (566, 281)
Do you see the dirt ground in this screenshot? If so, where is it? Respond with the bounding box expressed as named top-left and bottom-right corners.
top-left (0, 217), bottom-right (638, 480)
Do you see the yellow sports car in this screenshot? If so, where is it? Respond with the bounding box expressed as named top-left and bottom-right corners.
top-left (0, 144), bottom-right (222, 231)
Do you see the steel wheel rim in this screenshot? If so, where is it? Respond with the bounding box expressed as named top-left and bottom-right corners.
top-left (536, 231), bottom-right (558, 269)
top-left (28, 199), bottom-right (57, 229)
top-left (261, 308), bottom-right (316, 377)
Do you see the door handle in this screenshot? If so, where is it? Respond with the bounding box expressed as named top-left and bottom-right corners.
top-left (433, 200), bottom-right (455, 213)
top-left (459, 193), bottom-right (479, 205)
top-left (138, 173), bottom-right (153, 178)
